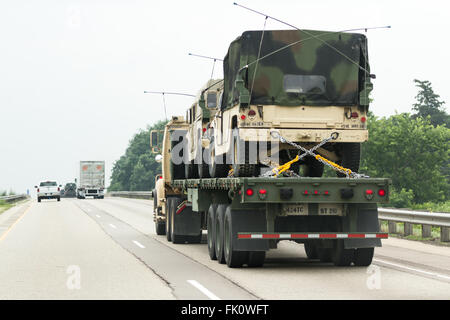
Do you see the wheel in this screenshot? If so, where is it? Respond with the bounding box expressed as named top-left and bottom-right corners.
top-left (215, 204), bottom-right (227, 264)
top-left (198, 148), bottom-right (211, 178)
top-left (354, 247), bottom-right (374, 266)
top-left (185, 161), bottom-right (199, 179)
top-left (224, 207), bottom-right (248, 268)
top-left (336, 143), bottom-right (361, 177)
top-left (301, 156), bottom-right (324, 177)
top-left (165, 198), bottom-right (172, 242)
top-left (247, 251), bottom-right (265, 267)
top-left (207, 204), bottom-right (218, 260)
top-left (232, 136), bottom-right (258, 177)
top-left (208, 138), bottom-right (229, 178)
top-left (304, 241), bottom-right (319, 259)
top-left (37, 197), bottom-right (41, 203)
top-left (332, 240), bottom-right (354, 266)
top-left (155, 220), bottom-right (166, 235)
top-left (318, 247), bottom-right (332, 263)
top-left (57, 197), bottom-right (61, 202)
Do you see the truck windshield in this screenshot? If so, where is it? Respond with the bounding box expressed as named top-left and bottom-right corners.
top-left (283, 75), bottom-right (326, 94)
top-left (40, 181), bottom-right (57, 187)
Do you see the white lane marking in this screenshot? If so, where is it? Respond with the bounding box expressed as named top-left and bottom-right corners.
top-left (109, 224), bottom-right (117, 229)
top-left (95, 214), bottom-right (101, 218)
top-left (187, 280), bottom-right (221, 300)
top-left (133, 240), bottom-right (145, 249)
top-left (373, 258), bottom-right (450, 281)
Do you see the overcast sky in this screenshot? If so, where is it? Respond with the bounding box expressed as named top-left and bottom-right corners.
top-left (1, 0), bottom-right (449, 194)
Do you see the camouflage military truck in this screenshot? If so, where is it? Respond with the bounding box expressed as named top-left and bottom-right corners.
top-left (184, 79), bottom-right (224, 179)
top-left (208, 29), bottom-right (372, 177)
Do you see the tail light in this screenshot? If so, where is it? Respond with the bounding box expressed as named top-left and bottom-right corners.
top-left (202, 127), bottom-right (206, 133)
top-left (365, 189), bottom-right (373, 195)
top-left (360, 116), bottom-right (367, 123)
top-left (37, 188), bottom-right (40, 192)
top-left (351, 112), bottom-right (359, 118)
top-left (378, 189), bottom-right (386, 197)
top-left (240, 114), bottom-right (246, 120)
top-left (248, 110), bottom-right (256, 118)
top-left (246, 188), bottom-right (254, 196)
top-left (258, 189), bottom-right (266, 195)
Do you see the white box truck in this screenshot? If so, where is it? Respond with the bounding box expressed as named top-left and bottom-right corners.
top-left (76, 161), bottom-right (105, 199)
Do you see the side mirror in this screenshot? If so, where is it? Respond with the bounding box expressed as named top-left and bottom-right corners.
top-left (150, 130), bottom-right (158, 147)
top-left (155, 154), bottom-right (163, 163)
top-left (34, 186), bottom-right (37, 188)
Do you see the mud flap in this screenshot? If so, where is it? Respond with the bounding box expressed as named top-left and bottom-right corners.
top-left (344, 203), bottom-right (382, 249)
top-left (228, 207), bottom-right (269, 251)
top-left (173, 201), bottom-right (202, 236)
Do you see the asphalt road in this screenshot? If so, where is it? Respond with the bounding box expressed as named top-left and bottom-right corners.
top-left (0, 197), bottom-right (449, 300)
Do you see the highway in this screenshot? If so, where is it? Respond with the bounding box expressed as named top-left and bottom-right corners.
top-left (0, 197), bottom-right (449, 300)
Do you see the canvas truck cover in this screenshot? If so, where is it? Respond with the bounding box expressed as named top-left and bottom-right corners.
top-left (221, 29), bottom-right (371, 109)
top-left (79, 161), bottom-right (105, 188)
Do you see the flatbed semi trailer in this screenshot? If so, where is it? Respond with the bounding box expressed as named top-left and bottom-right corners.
top-left (162, 176), bottom-right (390, 268)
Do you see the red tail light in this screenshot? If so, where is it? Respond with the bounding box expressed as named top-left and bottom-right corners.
top-left (240, 115), bottom-right (246, 120)
top-left (378, 189), bottom-right (386, 197)
top-left (361, 116), bottom-right (367, 123)
top-left (258, 189), bottom-right (267, 195)
top-left (202, 128), bottom-right (206, 133)
top-left (248, 110), bottom-right (256, 117)
top-left (365, 189), bottom-right (373, 195)
top-left (351, 112), bottom-right (359, 118)
top-left (246, 188), bottom-right (254, 196)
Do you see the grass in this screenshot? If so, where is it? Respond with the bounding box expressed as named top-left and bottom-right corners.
top-left (0, 200), bottom-right (13, 215)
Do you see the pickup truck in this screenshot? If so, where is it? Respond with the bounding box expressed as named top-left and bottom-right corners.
top-left (35, 181), bottom-right (62, 202)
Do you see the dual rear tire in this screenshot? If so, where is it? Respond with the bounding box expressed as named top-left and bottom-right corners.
top-left (304, 240), bottom-right (374, 266)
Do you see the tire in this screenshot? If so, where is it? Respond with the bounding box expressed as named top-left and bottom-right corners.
top-left (332, 240), bottom-right (354, 266)
top-left (215, 204), bottom-right (227, 264)
top-left (232, 136), bottom-right (258, 177)
top-left (304, 241), bottom-right (319, 259)
top-left (208, 138), bottom-right (229, 178)
top-left (336, 143), bottom-right (361, 177)
top-left (247, 251), bottom-right (265, 267)
top-left (223, 207), bottom-right (248, 268)
top-left (155, 220), bottom-right (166, 235)
top-left (302, 156), bottom-right (324, 177)
top-left (207, 204), bottom-right (218, 260)
top-left (354, 247), bottom-right (374, 266)
top-left (318, 247), bottom-right (332, 263)
top-left (165, 198), bottom-right (172, 242)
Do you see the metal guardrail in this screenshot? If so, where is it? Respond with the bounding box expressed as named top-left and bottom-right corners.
top-left (378, 208), bottom-right (450, 242)
top-left (108, 192), bottom-right (450, 242)
top-left (0, 195), bottom-right (29, 203)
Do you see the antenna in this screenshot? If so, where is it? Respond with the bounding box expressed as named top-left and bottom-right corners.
top-left (188, 52), bottom-right (224, 80)
top-left (143, 91), bottom-right (196, 121)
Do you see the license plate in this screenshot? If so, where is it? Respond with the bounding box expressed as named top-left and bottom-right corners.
top-left (318, 204), bottom-right (344, 216)
top-left (281, 204), bottom-right (308, 216)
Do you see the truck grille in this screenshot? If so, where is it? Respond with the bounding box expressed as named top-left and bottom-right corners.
top-left (87, 189), bottom-right (97, 194)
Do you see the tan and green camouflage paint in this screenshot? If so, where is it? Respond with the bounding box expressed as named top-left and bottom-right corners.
top-left (222, 29), bottom-right (371, 109)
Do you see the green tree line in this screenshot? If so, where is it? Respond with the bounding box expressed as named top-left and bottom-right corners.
top-left (108, 120), bottom-right (166, 191)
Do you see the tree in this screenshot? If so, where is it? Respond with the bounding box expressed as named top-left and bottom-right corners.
top-left (108, 120), bottom-right (167, 191)
top-left (360, 113), bottom-right (449, 204)
top-left (412, 79), bottom-right (449, 127)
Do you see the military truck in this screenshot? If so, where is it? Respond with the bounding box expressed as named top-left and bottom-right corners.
top-left (184, 79), bottom-right (224, 179)
top-left (150, 116), bottom-right (389, 268)
top-left (208, 29), bottom-right (372, 177)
